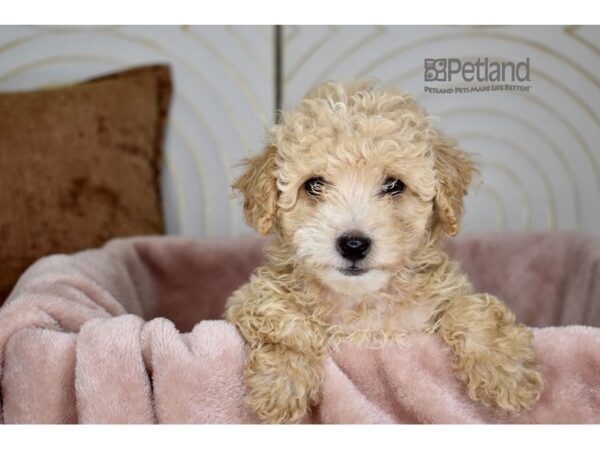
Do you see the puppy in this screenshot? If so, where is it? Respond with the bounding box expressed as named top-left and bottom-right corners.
top-left (225, 80), bottom-right (543, 424)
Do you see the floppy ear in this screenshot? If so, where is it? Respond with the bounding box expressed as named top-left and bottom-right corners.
top-left (431, 131), bottom-right (477, 236)
top-left (232, 144), bottom-right (279, 235)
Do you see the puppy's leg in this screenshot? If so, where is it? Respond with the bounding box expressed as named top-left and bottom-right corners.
top-left (244, 343), bottom-right (323, 424)
top-left (437, 294), bottom-right (543, 414)
top-left (226, 279), bottom-right (327, 423)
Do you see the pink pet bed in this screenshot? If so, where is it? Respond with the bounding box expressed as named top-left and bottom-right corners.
top-left (0, 232), bottom-right (599, 424)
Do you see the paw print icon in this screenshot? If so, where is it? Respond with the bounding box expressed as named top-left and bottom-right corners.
top-left (424, 59), bottom-right (448, 82)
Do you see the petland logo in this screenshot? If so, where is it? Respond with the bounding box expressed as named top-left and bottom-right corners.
top-left (423, 57), bottom-right (532, 94)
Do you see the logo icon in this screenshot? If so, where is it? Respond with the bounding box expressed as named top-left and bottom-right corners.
top-left (424, 59), bottom-right (448, 82)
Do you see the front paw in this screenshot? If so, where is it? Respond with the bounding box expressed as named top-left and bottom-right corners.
top-left (244, 346), bottom-right (322, 424)
top-left (462, 350), bottom-right (543, 414)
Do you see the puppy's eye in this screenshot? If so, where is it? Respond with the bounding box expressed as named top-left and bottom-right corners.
top-left (381, 177), bottom-right (405, 196)
top-left (304, 177), bottom-right (326, 196)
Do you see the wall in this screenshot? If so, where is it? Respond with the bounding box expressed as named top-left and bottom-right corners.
top-left (1, 25), bottom-right (598, 236)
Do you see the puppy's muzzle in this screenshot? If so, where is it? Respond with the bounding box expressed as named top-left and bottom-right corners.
top-left (337, 233), bottom-right (371, 262)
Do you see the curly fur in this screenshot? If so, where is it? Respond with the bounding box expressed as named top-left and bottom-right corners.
top-left (225, 80), bottom-right (543, 423)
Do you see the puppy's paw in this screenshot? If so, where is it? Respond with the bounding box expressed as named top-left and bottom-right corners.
top-left (244, 345), bottom-right (322, 424)
top-left (440, 294), bottom-right (543, 415)
top-left (459, 324), bottom-right (543, 414)
top-left (464, 354), bottom-right (543, 414)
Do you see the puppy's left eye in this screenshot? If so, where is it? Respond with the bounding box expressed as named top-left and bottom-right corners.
top-left (304, 177), bottom-right (327, 196)
top-left (381, 177), bottom-right (406, 196)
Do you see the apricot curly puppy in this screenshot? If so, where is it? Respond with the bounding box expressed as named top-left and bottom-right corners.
top-left (225, 80), bottom-right (543, 424)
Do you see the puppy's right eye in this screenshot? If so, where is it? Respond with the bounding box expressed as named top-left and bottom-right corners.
top-left (304, 177), bottom-right (326, 196)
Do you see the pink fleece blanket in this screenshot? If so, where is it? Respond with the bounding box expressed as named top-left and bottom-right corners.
top-left (1, 232), bottom-right (599, 424)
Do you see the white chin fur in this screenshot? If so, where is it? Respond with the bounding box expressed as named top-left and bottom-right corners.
top-left (318, 268), bottom-right (391, 295)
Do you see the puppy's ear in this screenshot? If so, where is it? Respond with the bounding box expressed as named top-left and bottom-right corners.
top-left (431, 131), bottom-right (477, 236)
top-left (232, 144), bottom-right (278, 235)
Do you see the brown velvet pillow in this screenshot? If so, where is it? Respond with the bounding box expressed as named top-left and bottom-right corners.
top-left (0, 65), bottom-right (172, 302)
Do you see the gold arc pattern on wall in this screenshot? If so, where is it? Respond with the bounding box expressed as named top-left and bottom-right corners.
top-left (456, 131), bottom-right (559, 230)
top-left (284, 25), bottom-right (337, 85)
top-left (164, 156), bottom-right (186, 234)
top-left (225, 25), bottom-right (270, 77)
top-left (565, 26), bottom-right (600, 57)
top-left (170, 120), bottom-right (213, 236)
top-left (309, 26), bottom-right (386, 92)
top-left (440, 106), bottom-right (584, 229)
top-left (481, 159), bottom-right (532, 229)
top-left (181, 25), bottom-right (270, 127)
top-left (179, 24), bottom-right (279, 234)
top-left (478, 185), bottom-right (508, 230)
top-left (0, 54), bottom-right (123, 83)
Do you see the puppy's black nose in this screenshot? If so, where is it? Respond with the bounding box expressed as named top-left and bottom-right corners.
top-left (337, 233), bottom-right (371, 262)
